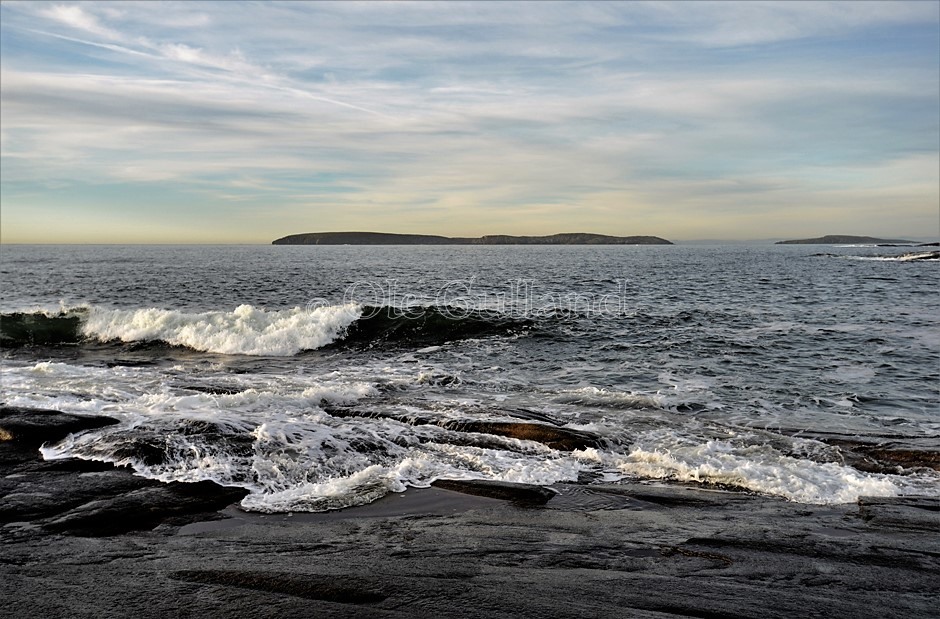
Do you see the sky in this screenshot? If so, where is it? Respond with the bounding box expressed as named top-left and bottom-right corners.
top-left (1, 1), bottom-right (938, 243)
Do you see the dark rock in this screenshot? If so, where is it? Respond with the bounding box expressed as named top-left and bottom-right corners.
top-left (324, 407), bottom-right (601, 451)
top-left (857, 496), bottom-right (940, 530)
top-left (862, 447), bottom-right (940, 471)
top-left (2, 482), bottom-right (939, 618)
top-left (178, 383), bottom-right (246, 395)
top-left (1, 408), bottom-right (936, 617)
top-left (1, 446), bottom-right (248, 535)
top-left (105, 359), bottom-right (156, 368)
top-left (41, 480), bottom-right (249, 536)
top-left (170, 570), bottom-right (386, 604)
top-left (820, 437), bottom-right (940, 473)
top-left (0, 406), bottom-right (119, 446)
top-left (440, 420), bottom-right (602, 451)
top-left (0, 406), bottom-right (249, 537)
top-left (431, 479), bottom-right (557, 505)
top-left (0, 467), bottom-right (156, 524)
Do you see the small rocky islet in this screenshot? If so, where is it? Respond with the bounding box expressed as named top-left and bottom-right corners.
top-left (775, 234), bottom-right (918, 245)
top-left (272, 231), bottom-right (674, 245)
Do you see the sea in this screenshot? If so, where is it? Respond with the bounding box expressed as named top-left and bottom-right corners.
top-left (1, 243), bottom-right (938, 512)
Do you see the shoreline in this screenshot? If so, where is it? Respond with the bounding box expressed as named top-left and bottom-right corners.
top-left (3, 423), bottom-right (938, 618)
top-left (177, 485), bottom-right (511, 534)
top-left (5, 483), bottom-right (939, 618)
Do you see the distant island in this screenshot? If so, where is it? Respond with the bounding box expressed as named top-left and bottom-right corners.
top-left (776, 235), bottom-right (915, 245)
top-left (272, 232), bottom-right (673, 245)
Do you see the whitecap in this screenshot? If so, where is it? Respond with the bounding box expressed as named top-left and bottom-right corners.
top-left (81, 303), bottom-right (362, 355)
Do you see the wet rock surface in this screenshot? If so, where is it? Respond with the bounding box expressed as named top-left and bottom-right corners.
top-left (1, 407), bottom-right (938, 618)
top-left (0, 406), bottom-right (119, 447)
top-left (0, 406), bottom-right (248, 536)
top-left (776, 428), bottom-right (940, 475)
top-left (430, 479), bottom-right (558, 505)
top-left (324, 406), bottom-right (603, 451)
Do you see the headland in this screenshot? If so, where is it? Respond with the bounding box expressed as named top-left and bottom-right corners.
top-left (272, 232), bottom-right (673, 245)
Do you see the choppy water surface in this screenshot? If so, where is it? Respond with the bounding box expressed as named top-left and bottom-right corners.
top-left (1, 244), bottom-right (937, 510)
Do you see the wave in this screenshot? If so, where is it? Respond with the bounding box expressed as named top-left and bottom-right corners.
top-left (335, 305), bottom-right (532, 349)
top-left (552, 387), bottom-right (665, 410)
top-left (581, 443), bottom-right (904, 504)
top-left (8, 357), bottom-right (936, 512)
top-left (83, 304), bottom-right (361, 356)
top-left (1, 303), bottom-right (532, 355)
top-left (37, 406), bottom-right (938, 511)
top-left (847, 251), bottom-right (939, 262)
top-left (0, 309), bottom-right (86, 346)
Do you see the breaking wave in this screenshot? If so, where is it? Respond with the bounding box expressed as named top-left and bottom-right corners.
top-left (847, 250), bottom-right (939, 262)
top-left (37, 404), bottom-right (938, 511)
top-left (0, 304), bottom-right (532, 355)
top-left (0, 309), bottom-right (85, 346)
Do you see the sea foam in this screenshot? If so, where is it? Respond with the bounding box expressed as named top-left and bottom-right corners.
top-left (82, 303), bottom-right (362, 355)
top-left (585, 439), bottom-right (906, 504)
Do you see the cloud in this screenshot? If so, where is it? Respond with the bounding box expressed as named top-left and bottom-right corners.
top-left (627, 1), bottom-right (940, 47)
top-left (1, 1), bottom-right (937, 242)
top-left (39, 3), bottom-right (122, 40)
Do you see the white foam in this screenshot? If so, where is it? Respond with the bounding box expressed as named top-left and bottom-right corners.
top-left (9, 359), bottom-right (939, 512)
top-left (39, 405), bottom-right (586, 512)
top-left (822, 364), bottom-right (876, 384)
top-left (848, 251), bottom-right (939, 262)
top-left (81, 303), bottom-right (362, 355)
top-left (553, 386), bottom-right (664, 410)
top-left (574, 434), bottom-right (921, 504)
top-left (658, 372), bottom-right (715, 393)
top-left (1, 360), bottom-right (379, 420)
top-left (34, 404), bottom-right (940, 510)
top-left (894, 251), bottom-right (939, 261)
top-left (0, 301), bottom-right (90, 316)
top-left (240, 465), bottom-right (399, 512)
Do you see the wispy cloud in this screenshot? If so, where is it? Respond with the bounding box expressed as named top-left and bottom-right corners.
top-left (39, 3), bottom-right (122, 40)
top-left (1, 1), bottom-right (937, 242)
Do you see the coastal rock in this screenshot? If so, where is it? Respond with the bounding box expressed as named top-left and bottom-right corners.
top-left (323, 407), bottom-right (603, 451)
top-left (42, 481), bottom-right (249, 536)
top-left (2, 482), bottom-right (939, 618)
top-left (430, 479), bottom-right (557, 505)
top-left (0, 406), bottom-right (248, 537)
top-left (857, 496), bottom-right (940, 530)
top-left (0, 406), bottom-right (119, 447)
top-left (169, 570), bottom-right (386, 604)
top-left (820, 438), bottom-right (940, 473)
top-left (439, 420), bottom-right (602, 451)
top-left (2, 465), bottom-right (154, 524)
top-left (2, 460), bottom-right (248, 537)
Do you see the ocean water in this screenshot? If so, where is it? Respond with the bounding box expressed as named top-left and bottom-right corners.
top-left (1, 244), bottom-right (938, 511)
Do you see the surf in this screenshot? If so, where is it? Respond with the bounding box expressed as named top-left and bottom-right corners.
top-left (1, 303), bottom-right (534, 355)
